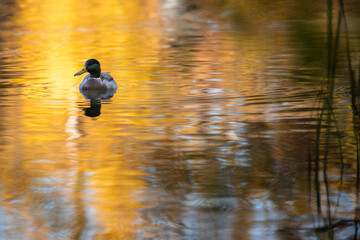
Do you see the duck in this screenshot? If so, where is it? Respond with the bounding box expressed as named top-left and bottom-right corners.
top-left (74, 59), bottom-right (117, 90)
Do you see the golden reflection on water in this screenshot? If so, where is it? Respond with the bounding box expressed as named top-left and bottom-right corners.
top-left (0, 0), bottom-right (349, 239)
top-left (1, 0), bottom-right (316, 237)
top-left (0, 0), bottom-right (161, 238)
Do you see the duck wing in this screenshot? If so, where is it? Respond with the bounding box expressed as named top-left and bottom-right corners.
top-left (100, 72), bottom-right (114, 82)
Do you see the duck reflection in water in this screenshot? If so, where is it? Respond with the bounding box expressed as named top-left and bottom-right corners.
top-left (80, 88), bottom-right (117, 117)
top-left (74, 59), bottom-right (117, 117)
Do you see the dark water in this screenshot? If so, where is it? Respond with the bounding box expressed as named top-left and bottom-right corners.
top-left (0, 0), bottom-right (359, 239)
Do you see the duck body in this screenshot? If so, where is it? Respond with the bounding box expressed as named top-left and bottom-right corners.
top-left (79, 72), bottom-right (117, 90)
top-left (75, 59), bottom-right (117, 91)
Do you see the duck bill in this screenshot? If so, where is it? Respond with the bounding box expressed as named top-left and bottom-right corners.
top-left (74, 67), bottom-right (87, 76)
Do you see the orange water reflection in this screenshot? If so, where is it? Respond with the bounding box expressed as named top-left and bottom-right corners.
top-left (0, 0), bottom-right (357, 239)
top-left (0, 0), bottom-right (160, 238)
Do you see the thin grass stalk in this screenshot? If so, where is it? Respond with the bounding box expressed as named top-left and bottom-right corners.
top-left (354, 115), bottom-right (360, 239)
top-left (338, 0), bottom-right (358, 111)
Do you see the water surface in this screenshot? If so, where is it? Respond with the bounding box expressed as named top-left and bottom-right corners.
top-left (0, 0), bottom-right (359, 239)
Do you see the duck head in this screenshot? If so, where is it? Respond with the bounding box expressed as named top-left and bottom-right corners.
top-left (74, 59), bottom-right (101, 78)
